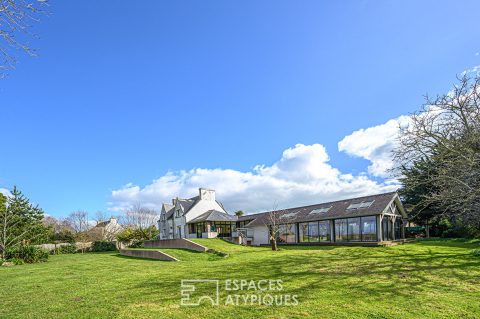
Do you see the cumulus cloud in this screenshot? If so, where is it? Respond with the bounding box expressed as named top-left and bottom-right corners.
top-left (0, 188), bottom-right (11, 198)
top-left (338, 116), bottom-right (411, 177)
top-left (109, 143), bottom-right (399, 214)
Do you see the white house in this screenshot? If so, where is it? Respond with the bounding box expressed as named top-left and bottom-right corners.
top-left (158, 188), bottom-right (236, 239)
top-left (158, 189), bottom-right (408, 246)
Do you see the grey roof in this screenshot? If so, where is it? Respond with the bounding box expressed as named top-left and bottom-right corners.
top-left (163, 203), bottom-right (175, 220)
top-left (238, 192), bottom-right (402, 227)
top-left (188, 210), bottom-right (238, 223)
top-left (177, 197), bottom-right (199, 214)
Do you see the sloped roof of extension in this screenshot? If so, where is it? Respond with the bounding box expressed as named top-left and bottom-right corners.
top-left (189, 210), bottom-right (238, 223)
top-left (237, 192), bottom-right (406, 227)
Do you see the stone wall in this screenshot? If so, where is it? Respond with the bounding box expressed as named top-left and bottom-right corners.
top-left (143, 238), bottom-right (208, 252)
top-left (119, 249), bottom-right (179, 261)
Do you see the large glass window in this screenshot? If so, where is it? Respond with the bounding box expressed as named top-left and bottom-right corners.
top-left (299, 223), bottom-right (308, 242)
top-left (394, 219), bottom-right (402, 240)
top-left (307, 222), bottom-right (319, 242)
top-left (209, 222), bottom-right (235, 238)
top-left (335, 216), bottom-right (378, 242)
top-left (382, 217), bottom-right (393, 241)
top-left (299, 221), bottom-right (331, 242)
top-left (319, 221), bottom-right (330, 241)
top-left (335, 219), bottom-right (348, 241)
top-left (347, 218), bottom-right (361, 241)
top-left (362, 216), bottom-right (377, 241)
top-left (278, 224), bottom-right (296, 243)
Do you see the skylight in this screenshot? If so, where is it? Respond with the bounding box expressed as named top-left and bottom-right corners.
top-left (347, 200), bottom-right (374, 210)
top-left (280, 212), bottom-right (298, 219)
top-left (310, 206), bottom-right (332, 214)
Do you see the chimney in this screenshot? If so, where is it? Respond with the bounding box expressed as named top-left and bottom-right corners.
top-left (199, 188), bottom-right (215, 201)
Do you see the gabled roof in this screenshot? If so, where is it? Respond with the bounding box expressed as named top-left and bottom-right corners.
top-left (239, 192), bottom-right (404, 227)
top-left (188, 210), bottom-right (237, 223)
top-left (177, 196), bottom-right (199, 214)
top-left (163, 203), bottom-right (175, 220)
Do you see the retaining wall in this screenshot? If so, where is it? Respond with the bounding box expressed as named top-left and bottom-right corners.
top-left (120, 249), bottom-right (178, 261)
top-left (143, 238), bottom-right (208, 252)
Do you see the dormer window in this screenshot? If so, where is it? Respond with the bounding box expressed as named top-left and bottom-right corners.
top-left (175, 209), bottom-right (181, 218)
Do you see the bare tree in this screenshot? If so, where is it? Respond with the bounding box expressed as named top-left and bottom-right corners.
top-left (66, 210), bottom-right (89, 234)
top-left (66, 210), bottom-right (91, 252)
top-left (394, 74), bottom-right (480, 226)
top-left (0, 0), bottom-right (47, 77)
top-left (264, 204), bottom-right (289, 251)
top-left (119, 203), bottom-right (158, 238)
top-left (94, 211), bottom-right (108, 225)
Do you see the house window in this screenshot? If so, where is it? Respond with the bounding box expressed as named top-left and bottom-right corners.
top-left (277, 224), bottom-right (296, 243)
top-left (300, 221), bottom-right (331, 242)
top-left (319, 221), bottom-right (330, 241)
top-left (176, 210), bottom-right (181, 218)
top-left (362, 216), bottom-right (377, 241)
top-left (335, 216), bottom-right (377, 242)
top-left (347, 218), bottom-right (361, 241)
top-left (335, 219), bottom-right (348, 241)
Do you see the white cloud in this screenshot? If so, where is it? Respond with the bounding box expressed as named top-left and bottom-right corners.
top-left (338, 116), bottom-right (411, 177)
top-left (109, 143), bottom-right (399, 214)
top-left (0, 188), bottom-right (11, 198)
top-left (461, 65), bottom-right (480, 76)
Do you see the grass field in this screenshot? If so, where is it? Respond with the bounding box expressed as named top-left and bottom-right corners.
top-left (1, 239), bottom-right (479, 319)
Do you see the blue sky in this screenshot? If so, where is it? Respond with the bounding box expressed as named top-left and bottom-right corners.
top-left (1, 1), bottom-right (479, 218)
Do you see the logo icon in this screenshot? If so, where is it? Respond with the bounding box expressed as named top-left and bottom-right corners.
top-left (180, 280), bottom-right (219, 306)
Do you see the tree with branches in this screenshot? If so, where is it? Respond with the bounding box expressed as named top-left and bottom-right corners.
top-left (66, 210), bottom-right (91, 252)
top-left (264, 204), bottom-right (289, 251)
top-left (394, 74), bottom-right (480, 236)
top-left (0, 186), bottom-right (46, 259)
top-left (0, 0), bottom-right (47, 77)
top-left (119, 204), bottom-right (159, 240)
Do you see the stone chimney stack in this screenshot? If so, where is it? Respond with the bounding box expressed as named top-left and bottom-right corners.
top-left (199, 188), bottom-right (215, 201)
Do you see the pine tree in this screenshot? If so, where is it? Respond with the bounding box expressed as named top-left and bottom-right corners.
top-left (0, 186), bottom-right (46, 258)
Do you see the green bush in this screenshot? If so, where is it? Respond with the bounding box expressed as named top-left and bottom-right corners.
top-left (91, 241), bottom-right (116, 252)
top-left (9, 258), bottom-right (25, 265)
top-left (5, 245), bottom-right (49, 263)
top-left (472, 249), bottom-right (480, 257)
top-left (51, 244), bottom-right (77, 255)
top-left (59, 244), bottom-right (77, 254)
top-left (128, 240), bottom-right (144, 248)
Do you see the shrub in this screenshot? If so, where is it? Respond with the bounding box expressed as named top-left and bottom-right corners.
top-left (9, 258), bottom-right (25, 265)
top-left (128, 240), bottom-right (144, 248)
top-left (91, 241), bottom-right (116, 252)
top-left (472, 249), bottom-right (480, 257)
top-left (51, 244), bottom-right (77, 255)
top-left (59, 244), bottom-right (77, 254)
top-left (5, 245), bottom-right (49, 263)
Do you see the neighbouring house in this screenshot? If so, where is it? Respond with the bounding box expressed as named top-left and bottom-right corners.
top-left (158, 188), bottom-right (234, 239)
top-left (89, 218), bottom-right (123, 241)
top-left (157, 189), bottom-right (408, 246)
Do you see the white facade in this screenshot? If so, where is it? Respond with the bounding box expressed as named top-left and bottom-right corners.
top-left (158, 188), bottom-right (227, 240)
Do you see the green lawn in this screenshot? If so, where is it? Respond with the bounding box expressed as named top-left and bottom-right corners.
top-left (1, 239), bottom-right (479, 319)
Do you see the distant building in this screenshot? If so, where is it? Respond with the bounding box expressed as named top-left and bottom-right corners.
top-left (90, 218), bottom-right (123, 241)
